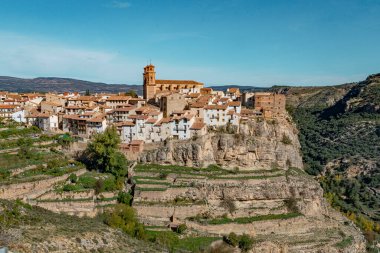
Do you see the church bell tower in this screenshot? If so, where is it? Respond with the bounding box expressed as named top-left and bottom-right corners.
top-left (143, 64), bottom-right (156, 100)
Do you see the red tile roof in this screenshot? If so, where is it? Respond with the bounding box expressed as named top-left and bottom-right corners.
top-left (156, 80), bottom-right (203, 85)
top-left (204, 104), bottom-right (228, 110)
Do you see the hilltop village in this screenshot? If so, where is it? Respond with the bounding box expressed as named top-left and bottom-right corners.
top-left (0, 65), bottom-right (285, 154)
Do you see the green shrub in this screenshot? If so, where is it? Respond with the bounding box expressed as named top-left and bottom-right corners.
top-left (103, 177), bottom-right (118, 191)
top-left (159, 172), bottom-right (168, 179)
top-left (238, 234), bottom-right (253, 252)
top-left (103, 204), bottom-right (146, 240)
top-left (16, 138), bottom-right (33, 147)
top-left (0, 168), bottom-right (10, 180)
top-left (223, 233), bottom-right (253, 252)
top-left (117, 191), bottom-right (132, 205)
top-left (77, 175), bottom-right (97, 189)
top-left (68, 173), bottom-right (78, 183)
top-left (281, 134), bottom-right (292, 145)
top-left (63, 184), bottom-right (80, 192)
top-left (95, 179), bottom-right (105, 195)
top-left (175, 223), bottom-right (187, 234)
top-left (223, 232), bottom-right (239, 247)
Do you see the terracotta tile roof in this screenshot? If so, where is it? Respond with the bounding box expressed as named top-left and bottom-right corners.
top-left (155, 117), bottom-right (172, 126)
top-left (227, 101), bottom-right (241, 107)
top-left (190, 118), bottom-right (205, 130)
top-left (128, 115), bottom-right (149, 120)
top-left (219, 97), bottom-right (230, 102)
top-left (119, 121), bottom-right (135, 126)
top-left (146, 118), bottom-right (157, 124)
top-left (0, 105), bottom-right (17, 109)
top-left (190, 122), bottom-right (205, 130)
top-left (87, 117), bottom-right (104, 123)
top-left (156, 80), bottom-right (203, 85)
top-left (107, 96), bottom-right (131, 101)
top-left (204, 104), bottom-right (228, 110)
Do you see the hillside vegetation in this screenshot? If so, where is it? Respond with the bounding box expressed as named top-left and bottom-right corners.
top-left (276, 74), bottom-right (380, 251)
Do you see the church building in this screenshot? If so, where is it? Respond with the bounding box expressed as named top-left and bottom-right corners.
top-left (143, 64), bottom-right (204, 101)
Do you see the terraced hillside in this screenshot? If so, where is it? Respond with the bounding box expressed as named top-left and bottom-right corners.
top-left (0, 199), bottom-right (164, 252)
top-left (131, 163), bottom-right (365, 252)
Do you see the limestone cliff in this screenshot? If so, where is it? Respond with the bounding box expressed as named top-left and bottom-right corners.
top-left (133, 114), bottom-right (367, 252)
top-left (139, 115), bottom-right (303, 170)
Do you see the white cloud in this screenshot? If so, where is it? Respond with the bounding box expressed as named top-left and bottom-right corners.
top-left (0, 32), bottom-right (143, 84)
top-left (108, 1), bottom-right (131, 9)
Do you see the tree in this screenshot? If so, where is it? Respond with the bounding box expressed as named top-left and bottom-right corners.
top-left (125, 90), bottom-right (138, 98)
top-left (85, 89), bottom-right (91, 96)
top-left (83, 127), bottom-right (128, 177)
top-left (103, 204), bottom-right (146, 240)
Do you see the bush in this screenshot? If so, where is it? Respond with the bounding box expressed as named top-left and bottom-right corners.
top-left (0, 168), bottom-right (10, 180)
top-left (284, 197), bottom-right (299, 213)
top-left (103, 177), bottom-right (119, 191)
top-left (68, 173), bottom-right (78, 183)
top-left (175, 223), bottom-right (187, 234)
top-left (281, 134), bottom-right (292, 145)
top-left (117, 191), bottom-right (133, 205)
top-left (103, 204), bottom-right (146, 240)
top-left (94, 179), bottom-right (105, 195)
top-left (76, 175), bottom-right (96, 188)
top-left (220, 198), bottom-right (236, 214)
top-left (238, 234), bottom-right (254, 252)
top-left (223, 232), bottom-right (239, 247)
top-left (16, 138), bottom-right (33, 147)
top-left (223, 233), bottom-right (253, 252)
top-left (63, 184), bottom-right (80, 192)
top-left (159, 172), bottom-right (168, 179)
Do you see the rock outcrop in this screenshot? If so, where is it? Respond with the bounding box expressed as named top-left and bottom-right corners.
top-left (132, 115), bottom-right (366, 252)
top-left (139, 116), bottom-right (303, 170)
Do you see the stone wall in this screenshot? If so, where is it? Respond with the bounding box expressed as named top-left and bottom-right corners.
top-left (0, 169), bottom-right (86, 200)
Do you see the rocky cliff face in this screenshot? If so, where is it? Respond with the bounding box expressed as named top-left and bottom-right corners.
top-left (133, 114), bottom-right (366, 252)
top-left (139, 116), bottom-right (303, 170)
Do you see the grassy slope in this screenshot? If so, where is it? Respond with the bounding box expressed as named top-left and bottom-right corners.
top-left (0, 199), bottom-right (163, 253)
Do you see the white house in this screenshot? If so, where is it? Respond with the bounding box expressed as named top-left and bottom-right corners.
top-left (11, 109), bottom-right (26, 123)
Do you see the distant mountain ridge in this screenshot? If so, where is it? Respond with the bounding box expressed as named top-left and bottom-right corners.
top-left (0, 76), bottom-right (269, 94)
top-left (0, 76), bottom-right (142, 94)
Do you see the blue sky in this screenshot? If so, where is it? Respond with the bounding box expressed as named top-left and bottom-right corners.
top-left (0, 0), bottom-right (379, 86)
